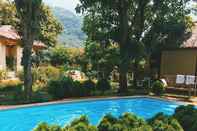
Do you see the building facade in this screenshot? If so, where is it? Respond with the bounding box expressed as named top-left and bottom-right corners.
top-left (161, 23), bottom-right (197, 77)
top-left (0, 25), bottom-right (45, 72)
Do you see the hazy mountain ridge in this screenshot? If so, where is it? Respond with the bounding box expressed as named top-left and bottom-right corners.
top-left (52, 7), bottom-right (86, 47)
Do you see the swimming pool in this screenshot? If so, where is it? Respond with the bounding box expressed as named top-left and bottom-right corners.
top-left (0, 97), bottom-right (183, 131)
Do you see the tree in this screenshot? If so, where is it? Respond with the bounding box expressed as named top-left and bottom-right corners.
top-left (38, 5), bottom-right (63, 47)
top-left (76, 0), bottom-right (152, 92)
top-left (14, 0), bottom-right (42, 100)
top-left (48, 45), bottom-right (69, 66)
top-left (149, 113), bottom-right (183, 131)
top-left (77, 0), bottom-right (191, 92)
top-left (84, 40), bottom-right (119, 80)
top-left (142, 0), bottom-right (192, 77)
top-left (76, 0), bottom-right (134, 92)
top-left (0, 0), bottom-right (18, 26)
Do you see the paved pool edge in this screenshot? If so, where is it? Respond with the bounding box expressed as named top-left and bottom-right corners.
top-left (0, 95), bottom-right (191, 111)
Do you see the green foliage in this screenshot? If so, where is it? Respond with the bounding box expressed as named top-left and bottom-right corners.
top-left (33, 122), bottom-right (62, 131)
top-left (98, 113), bottom-right (152, 131)
top-left (70, 116), bottom-right (89, 127)
top-left (174, 105), bottom-right (197, 131)
top-left (32, 66), bottom-right (61, 83)
top-left (83, 41), bottom-right (119, 80)
top-left (39, 5), bottom-right (63, 47)
top-left (17, 66), bottom-right (61, 91)
top-left (81, 80), bottom-right (96, 95)
top-left (65, 116), bottom-right (97, 131)
top-left (151, 80), bottom-right (165, 96)
top-left (65, 48), bottom-right (84, 67)
top-left (0, 70), bottom-right (7, 80)
top-left (96, 79), bottom-right (111, 92)
top-left (35, 110), bottom-right (194, 131)
top-left (16, 70), bottom-right (24, 81)
top-left (98, 114), bottom-right (118, 131)
top-left (34, 113), bottom-right (152, 131)
top-left (149, 113), bottom-right (183, 131)
top-left (48, 46), bottom-right (69, 66)
top-left (0, 80), bottom-right (24, 101)
top-left (72, 80), bottom-right (87, 97)
top-left (47, 76), bottom-right (73, 99)
top-left (6, 56), bottom-right (16, 71)
top-left (34, 122), bottom-right (51, 131)
top-left (47, 76), bottom-right (94, 99)
top-left (0, 0), bottom-right (18, 26)
top-left (77, 0), bottom-right (191, 92)
top-left (0, 80), bottom-right (23, 92)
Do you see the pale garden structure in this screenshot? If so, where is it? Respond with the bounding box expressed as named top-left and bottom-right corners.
top-left (0, 25), bottom-right (45, 76)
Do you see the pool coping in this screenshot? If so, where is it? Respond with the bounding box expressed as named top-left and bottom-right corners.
top-left (0, 95), bottom-right (192, 111)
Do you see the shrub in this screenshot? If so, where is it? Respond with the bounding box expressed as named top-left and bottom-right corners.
top-left (34, 111), bottom-right (189, 131)
top-left (49, 46), bottom-right (69, 66)
top-left (47, 75), bottom-right (103, 99)
top-left (149, 113), bottom-right (183, 131)
top-left (72, 80), bottom-right (85, 97)
top-left (33, 122), bottom-right (62, 131)
top-left (47, 76), bottom-right (91, 99)
top-left (33, 122), bottom-right (50, 131)
top-left (96, 79), bottom-right (111, 92)
top-left (120, 113), bottom-right (152, 130)
top-left (47, 76), bottom-right (73, 99)
top-left (32, 66), bottom-right (61, 83)
top-left (17, 66), bottom-right (62, 91)
top-left (98, 114), bottom-right (118, 131)
top-left (81, 80), bottom-right (96, 95)
top-left (31, 91), bottom-right (51, 103)
top-left (0, 70), bottom-right (7, 80)
top-left (16, 70), bottom-right (24, 81)
top-left (0, 80), bottom-right (24, 101)
top-left (65, 116), bottom-right (97, 131)
top-left (98, 113), bottom-right (152, 131)
top-left (151, 80), bottom-right (165, 96)
top-left (0, 80), bottom-right (23, 92)
top-left (173, 105), bottom-right (197, 131)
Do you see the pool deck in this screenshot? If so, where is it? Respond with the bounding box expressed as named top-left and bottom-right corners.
top-left (0, 95), bottom-right (197, 111)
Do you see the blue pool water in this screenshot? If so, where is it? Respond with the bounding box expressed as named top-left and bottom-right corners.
top-left (0, 97), bottom-right (182, 131)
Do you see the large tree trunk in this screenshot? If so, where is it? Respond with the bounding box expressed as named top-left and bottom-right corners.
top-left (14, 0), bottom-right (41, 101)
top-left (22, 2), bottom-right (34, 100)
top-left (119, 59), bottom-right (128, 92)
top-left (118, 0), bottom-right (129, 93)
top-left (133, 60), bottom-right (138, 87)
top-left (23, 26), bottom-right (34, 100)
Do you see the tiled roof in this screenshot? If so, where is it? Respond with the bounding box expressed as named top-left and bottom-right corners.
top-left (0, 25), bottom-right (20, 40)
top-left (0, 25), bottom-right (46, 48)
top-left (33, 40), bottom-right (46, 48)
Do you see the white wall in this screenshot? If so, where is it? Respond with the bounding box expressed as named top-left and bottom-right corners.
top-left (16, 46), bottom-right (23, 71)
top-left (0, 43), bottom-right (6, 70)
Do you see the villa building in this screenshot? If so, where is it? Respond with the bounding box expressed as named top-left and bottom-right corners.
top-left (161, 23), bottom-right (197, 77)
top-left (0, 25), bottom-right (45, 73)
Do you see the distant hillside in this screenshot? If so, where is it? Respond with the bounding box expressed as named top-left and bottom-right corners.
top-left (52, 7), bottom-right (86, 47)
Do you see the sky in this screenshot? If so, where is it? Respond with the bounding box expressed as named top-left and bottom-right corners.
top-left (43, 0), bottom-right (197, 20)
top-left (43, 0), bottom-right (80, 13)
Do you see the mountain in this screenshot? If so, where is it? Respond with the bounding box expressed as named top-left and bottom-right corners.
top-left (52, 7), bottom-right (86, 47)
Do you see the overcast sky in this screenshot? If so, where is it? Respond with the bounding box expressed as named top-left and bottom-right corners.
top-left (43, 0), bottom-right (80, 13)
